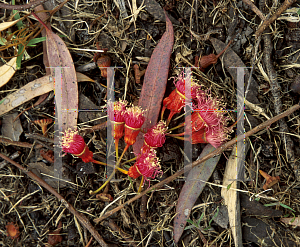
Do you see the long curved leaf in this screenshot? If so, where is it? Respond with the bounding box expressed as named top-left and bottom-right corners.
top-left (133, 11), bottom-right (174, 154)
top-left (44, 25), bottom-right (78, 132)
top-left (173, 144), bottom-right (221, 243)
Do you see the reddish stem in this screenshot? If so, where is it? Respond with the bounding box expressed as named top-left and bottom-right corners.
top-left (31, 11), bottom-right (50, 31)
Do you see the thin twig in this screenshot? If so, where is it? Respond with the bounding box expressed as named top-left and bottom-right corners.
top-left (242, 0), bottom-right (266, 21)
top-left (140, 194), bottom-right (148, 222)
top-left (0, 137), bottom-right (43, 149)
top-left (0, 153), bottom-right (108, 247)
top-left (102, 219), bottom-right (137, 246)
top-left (94, 103), bottom-right (300, 223)
top-left (0, 0), bottom-right (49, 10)
top-left (254, 0), bottom-right (297, 38)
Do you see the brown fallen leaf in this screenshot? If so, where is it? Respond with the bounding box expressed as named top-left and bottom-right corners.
top-left (280, 216), bottom-right (300, 226)
top-left (1, 113), bottom-right (23, 141)
top-left (47, 221), bottom-right (63, 246)
top-left (174, 144), bottom-right (221, 243)
top-left (0, 75), bottom-right (53, 117)
top-left (0, 57), bottom-right (17, 88)
top-left (96, 193), bottom-right (113, 202)
top-left (133, 11), bottom-right (174, 154)
top-left (32, 12), bottom-right (78, 132)
top-left (0, 72), bottom-right (93, 117)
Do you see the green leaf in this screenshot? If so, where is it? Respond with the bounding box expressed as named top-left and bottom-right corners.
top-left (208, 207), bottom-right (219, 226)
top-left (290, 212), bottom-right (296, 223)
top-left (16, 44), bottom-right (24, 70)
top-left (27, 37), bottom-right (46, 47)
top-left (196, 212), bottom-right (205, 226)
top-left (0, 37), bottom-right (7, 45)
top-left (279, 203), bottom-right (295, 212)
top-left (264, 202), bottom-right (279, 207)
top-left (186, 219), bottom-right (195, 225)
top-left (227, 183), bottom-right (232, 190)
top-left (297, 8), bottom-right (300, 15)
top-left (184, 225), bottom-right (196, 230)
top-left (12, 0), bottom-right (23, 30)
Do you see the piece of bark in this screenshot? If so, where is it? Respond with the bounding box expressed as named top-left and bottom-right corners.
top-left (242, 217), bottom-right (296, 246)
top-left (221, 144), bottom-right (243, 247)
top-left (240, 194), bottom-right (282, 217)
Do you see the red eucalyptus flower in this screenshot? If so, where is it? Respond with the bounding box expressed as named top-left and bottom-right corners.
top-left (161, 73), bottom-right (202, 124)
top-left (169, 91), bottom-right (231, 148)
top-left (60, 128), bottom-right (94, 163)
top-left (60, 128), bottom-right (128, 175)
top-left (124, 106), bottom-right (145, 146)
top-left (191, 92), bottom-right (228, 133)
top-left (142, 120), bottom-right (167, 153)
top-left (128, 149), bottom-right (162, 184)
top-left (108, 99), bottom-right (128, 141)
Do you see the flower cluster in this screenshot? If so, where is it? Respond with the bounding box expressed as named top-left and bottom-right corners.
top-left (128, 149), bottom-right (162, 184)
top-left (108, 100), bottom-right (145, 147)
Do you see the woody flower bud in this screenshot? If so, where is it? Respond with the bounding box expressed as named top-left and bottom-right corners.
top-left (124, 106), bottom-right (145, 146)
top-left (60, 128), bottom-right (94, 163)
top-left (161, 72), bottom-right (202, 123)
top-left (128, 149), bottom-right (162, 183)
top-left (142, 121), bottom-right (167, 153)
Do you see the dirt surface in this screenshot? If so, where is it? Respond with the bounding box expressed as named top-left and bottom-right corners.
top-left (1, 0), bottom-right (300, 246)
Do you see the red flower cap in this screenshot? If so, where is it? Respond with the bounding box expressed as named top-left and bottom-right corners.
top-left (124, 106), bottom-right (145, 146)
top-left (60, 128), bottom-right (94, 163)
top-left (128, 149), bottom-right (162, 183)
top-left (142, 121), bottom-right (167, 153)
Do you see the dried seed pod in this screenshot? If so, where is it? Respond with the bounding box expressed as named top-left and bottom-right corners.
top-left (259, 169), bottom-right (280, 191)
top-left (133, 64), bottom-right (146, 84)
top-left (93, 43), bottom-right (111, 78)
top-left (33, 118), bottom-right (53, 136)
top-left (6, 222), bottom-right (20, 239)
top-left (96, 55), bottom-right (111, 78)
top-left (198, 40), bottom-right (232, 71)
